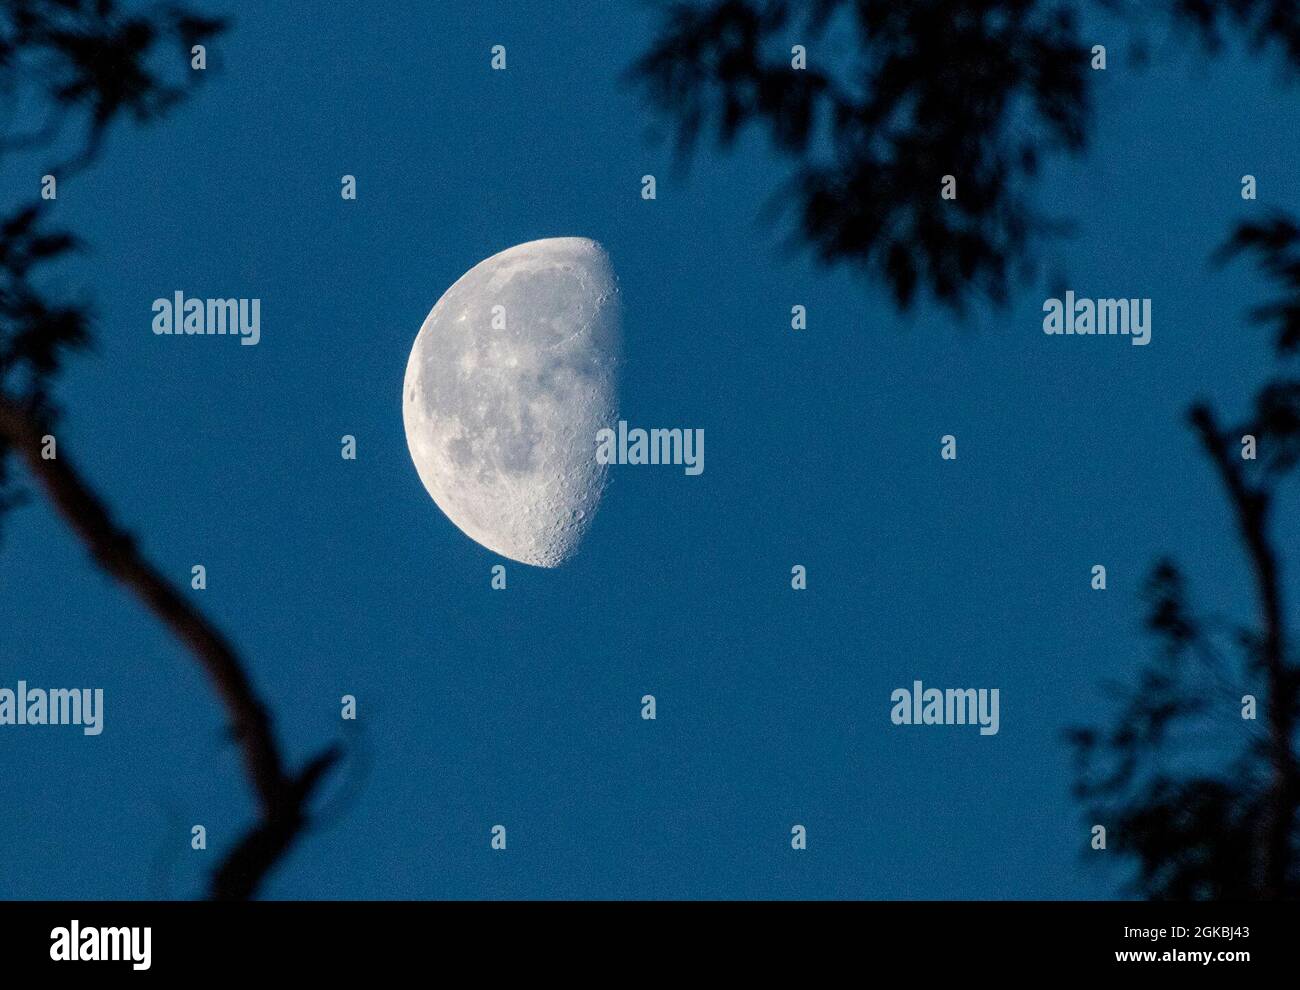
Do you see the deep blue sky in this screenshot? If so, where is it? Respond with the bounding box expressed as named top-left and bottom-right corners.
top-left (2, 1), bottom-right (1296, 899)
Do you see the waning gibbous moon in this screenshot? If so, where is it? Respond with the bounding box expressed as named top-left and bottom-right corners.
top-left (402, 237), bottom-right (622, 567)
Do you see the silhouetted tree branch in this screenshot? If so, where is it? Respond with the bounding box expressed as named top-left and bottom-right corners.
top-left (633, 0), bottom-right (1300, 311)
top-left (0, 0), bottom-right (342, 899)
top-left (0, 0), bottom-right (226, 172)
top-left (1187, 402), bottom-right (1294, 897)
top-left (0, 395), bottom-right (342, 898)
top-left (633, 0), bottom-right (1091, 310)
top-left (1069, 216), bottom-right (1300, 899)
top-left (633, 0), bottom-right (1300, 899)
top-left (1164, 0), bottom-right (1300, 65)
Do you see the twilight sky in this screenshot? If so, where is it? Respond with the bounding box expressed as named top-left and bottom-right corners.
top-left (2, 0), bottom-right (1297, 898)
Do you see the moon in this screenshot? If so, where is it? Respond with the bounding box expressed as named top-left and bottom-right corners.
top-left (402, 237), bottom-right (621, 567)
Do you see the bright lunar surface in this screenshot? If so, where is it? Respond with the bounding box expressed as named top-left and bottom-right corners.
top-left (402, 237), bottom-right (621, 567)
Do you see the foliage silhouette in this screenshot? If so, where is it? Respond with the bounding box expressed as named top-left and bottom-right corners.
top-left (1068, 216), bottom-right (1300, 899)
top-left (4, 0), bottom-right (1297, 903)
top-left (0, 0), bottom-right (341, 901)
top-left (637, 0), bottom-right (1300, 899)
top-left (633, 0), bottom-right (1300, 311)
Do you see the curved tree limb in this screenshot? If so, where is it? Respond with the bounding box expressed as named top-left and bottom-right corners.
top-left (0, 393), bottom-right (340, 899)
top-left (1189, 402), bottom-right (1295, 900)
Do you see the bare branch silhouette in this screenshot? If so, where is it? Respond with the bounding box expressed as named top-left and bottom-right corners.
top-left (0, 396), bottom-right (342, 899)
top-left (0, 0), bottom-right (343, 899)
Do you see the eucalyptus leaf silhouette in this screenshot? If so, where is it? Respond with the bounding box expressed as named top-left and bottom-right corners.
top-left (1166, 0), bottom-right (1300, 65)
top-left (1215, 215), bottom-right (1300, 355)
top-left (634, 0), bottom-right (1091, 310)
top-left (633, 0), bottom-right (1300, 312)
